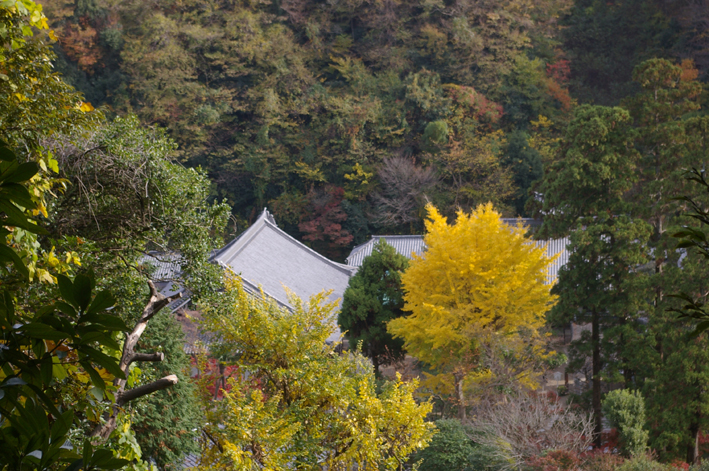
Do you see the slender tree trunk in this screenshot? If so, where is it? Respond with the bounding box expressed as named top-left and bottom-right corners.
top-left (688, 383), bottom-right (702, 465)
top-left (592, 309), bottom-right (603, 447)
top-left (688, 419), bottom-right (700, 464)
top-left (454, 372), bottom-right (466, 421)
top-left (91, 281), bottom-right (181, 439)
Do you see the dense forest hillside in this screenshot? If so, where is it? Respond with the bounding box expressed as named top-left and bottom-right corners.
top-left (39, 0), bottom-right (707, 260)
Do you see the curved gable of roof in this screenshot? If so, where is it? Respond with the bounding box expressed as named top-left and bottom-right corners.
top-left (213, 209), bottom-right (355, 309)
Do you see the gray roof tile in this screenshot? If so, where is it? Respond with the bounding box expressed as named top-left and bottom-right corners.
top-left (212, 209), bottom-right (356, 342)
top-left (346, 221), bottom-right (569, 284)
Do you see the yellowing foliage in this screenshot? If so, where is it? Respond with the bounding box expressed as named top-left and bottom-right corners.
top-left (388, 203), bottom-right (557, 408)
top-left (198, 275), bottom-right (435, 470)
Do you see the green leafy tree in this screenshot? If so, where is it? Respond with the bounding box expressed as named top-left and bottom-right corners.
top-left (532, 104), bottom-right (651, 445)
top-left (603, 389), bottom-right (649, 457)
top-left (43, 115), bottom-right (229, 468)
top-left (339, 239), bottom-right (408, 374)
top-left (0, 137), bottom-right (130, 470)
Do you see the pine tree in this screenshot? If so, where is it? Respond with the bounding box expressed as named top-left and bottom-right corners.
top-left (338, 239), bottom-right (408, 375)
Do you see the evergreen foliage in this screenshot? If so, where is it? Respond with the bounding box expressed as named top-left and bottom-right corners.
top-left (532, 104), bottom-right (651, 445)
top-left (414, 419), bottom-right (478, 471)
top-left (603, 389), bottom-right (649, 457)
top-left (131, 312), bottom-right (200, 470)
top-left (339, 238), bottom-right (408, 374)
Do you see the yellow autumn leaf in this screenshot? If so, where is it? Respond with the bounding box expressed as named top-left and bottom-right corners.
top-left (37, 268), bottom-right (56, 284)
top-left (388, 203), bottom-right (558, 404)
top-left (79, 101), bottom-right (94, 112)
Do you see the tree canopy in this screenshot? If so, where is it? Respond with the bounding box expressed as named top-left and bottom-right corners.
top-left (339, 238), bottom-right (409, 374)
top-left (198, 275), bottom-right (435, 470)
top-left (388, 203), bottom-right (556, 418)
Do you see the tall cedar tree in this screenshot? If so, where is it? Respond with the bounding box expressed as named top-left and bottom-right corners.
top-left (653, 117), bottom-right (709, 463)
top-left (339, 238), bottom-right (408, 375)
top-left (624, 59), bottom-right (709, 464)
top-left (532, 105), bottom-right (651, 446)
top-left (388, 203), bottom-right (555, 420)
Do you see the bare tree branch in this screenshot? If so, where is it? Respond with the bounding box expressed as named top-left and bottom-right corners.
top-left (472, 393), bottom-right (594, 470)
top-left (129, 352), bottom-right (165, 364)
top-left (371, 156), bottom-right (437, 227)
top-left (117, 375), bottom-right (179, 406)
top-left (91, 281), bottom-right (182, 439)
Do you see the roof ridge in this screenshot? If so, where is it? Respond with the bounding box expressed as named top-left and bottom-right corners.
top-left (260, 217), bottom-right (356, 276)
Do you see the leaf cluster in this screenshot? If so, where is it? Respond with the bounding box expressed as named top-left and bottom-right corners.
top-left (198, 275), bottom-right (435, 470)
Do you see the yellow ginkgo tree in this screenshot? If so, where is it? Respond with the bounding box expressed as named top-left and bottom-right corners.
top-left (387, 203), bottom-right (558, 419)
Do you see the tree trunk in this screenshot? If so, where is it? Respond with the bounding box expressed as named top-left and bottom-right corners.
top-left (91, 280), bottom-right (182, 439)
top-left (454, 372), bottom-right (466, 421)
top-left (592, 310), bottom-right (603, 448)
top-left (688, 419), bottom-right (700, 464)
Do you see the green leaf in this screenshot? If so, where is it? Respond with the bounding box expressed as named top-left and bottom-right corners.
top-left (81, 313), bottom-right (127, 332)
top-left (40, 355), bottom-right (53, 385)
top-left (89, 386), bottom-right (103, 402)
top-left (690, 321), bottom-right (709, 339)
top-left (0, 243), bottom-right (29, 280)
top-left (21, 323), bottom-right (68, 341)
top-left (79, 361), bottom-right (105, 390)
top-left (73, 273), bottom-right (93, 312)
top-left (53, 301), bottom-right (77, 318)
top-left (90, 449), bottom-right (129, 469)
top-left (86, 290), bottom-right (116, 315)
top-left (3, 161), bottom-right (38, 184)
top-left (57, 275), bottom-right (77, 309)
top-left (81, 347), bottom-right (125, 380)
top-left (50, 410), bottom-right (73, 444)
top-left (0, 183), bottom-right (36, 209)
top-left (63, 458), bottom-right (83, 471)
top-left (0, 145), bottom-right (15, 162)
top-left (0, 200), bottom-right (44, 233)
top-left (82, 440), bottom-right (93, 467)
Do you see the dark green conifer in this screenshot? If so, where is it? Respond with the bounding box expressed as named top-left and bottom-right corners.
top-left (338, 239), bottom-right (408, 374)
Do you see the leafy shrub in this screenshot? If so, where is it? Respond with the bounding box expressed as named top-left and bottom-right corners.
top-left (525, 449), bottom-right (581, 471)
top-left (581, 452), bottom-right (625, 471)
top-left (617, 454), bottom-right (674, 471)
top-left (603, 389), bottom-right (649, 456)
top-left (690, 459), bottom-right (709, 471)
top-left (415, 419), bottom-right (476, 471)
